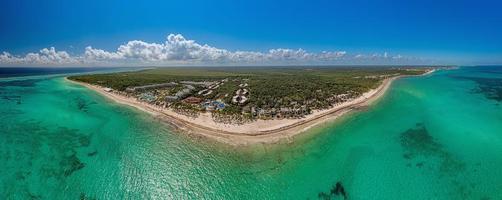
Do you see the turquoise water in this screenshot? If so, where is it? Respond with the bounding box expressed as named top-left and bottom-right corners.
top-left (1, 67), bottom-right (502, 199)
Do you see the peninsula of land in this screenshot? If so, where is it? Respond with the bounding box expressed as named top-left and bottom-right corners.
top-left (67, 67), bottom-right (435, 145)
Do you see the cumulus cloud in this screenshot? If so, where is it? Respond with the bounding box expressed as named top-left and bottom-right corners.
top-left (84, 46), bottom-right (122, 60)
top-left (1, 47), bottom-right (78, 65)
top-left (0, 33), bottom-right (427, 66)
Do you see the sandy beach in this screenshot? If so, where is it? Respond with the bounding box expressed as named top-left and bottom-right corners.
top-left (66, 72), bottom-right (426, 146)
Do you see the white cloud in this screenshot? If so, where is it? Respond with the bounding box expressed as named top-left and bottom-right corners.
top-left (84, 46), bottom-right (122, 60)
top-left (1, 47), bottom-right (78, 65)
top-left (393, 54), bottom-right (403, 59)
top-left (0, 33), bottom-right (428, 66)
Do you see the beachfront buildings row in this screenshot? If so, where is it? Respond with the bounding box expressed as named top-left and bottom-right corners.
top-left (124, 79), bottom-right (230, 111)
top-left (120, 78), bottom-right (358, 120)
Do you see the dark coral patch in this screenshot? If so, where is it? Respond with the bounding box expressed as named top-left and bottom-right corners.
top-left (61, 153), bottom-right (85, 177)
top-left (79, 193), bottom-right (96, 200)
top-left (317, 181), bottom-right (348, 200)
top-left (400, 124), bottom-right (465, 171)
top-left (79, 135), bottom-right (91, 147)
top-left (87, 151), bottom-right (98, 157)
top-left (399, 123), bottom-right (471, 196)
top-left (2, 95), bottom-right (22, 104)
top-left (400, 123), bottom-right (442, 157)
top-left (331, 182), bottom-right (347, 199)
top-left (75, 97), bottom-right (90, 112)
top-left (450, 75), bottom-right (502, 102)
top-left (0, 79), bottom-right (40, 87)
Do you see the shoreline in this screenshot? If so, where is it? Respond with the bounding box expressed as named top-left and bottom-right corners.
top-left (65, 72), bottom-right (424, 146)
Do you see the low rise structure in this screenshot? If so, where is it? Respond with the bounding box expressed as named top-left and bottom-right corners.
top-left (126, 82), bottom-right (177, 92)
top-left (183, 96), bottom-right (202, 104)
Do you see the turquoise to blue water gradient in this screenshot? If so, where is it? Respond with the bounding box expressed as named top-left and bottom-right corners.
top-left (1, 66), bottom-right (501, 199)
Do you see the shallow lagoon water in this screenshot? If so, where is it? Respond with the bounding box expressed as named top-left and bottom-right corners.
top-left (1, 67), bottom-right (501, 199)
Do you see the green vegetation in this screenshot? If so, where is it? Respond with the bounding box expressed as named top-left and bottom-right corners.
top-left (68, 66), bottom-right (431, 121)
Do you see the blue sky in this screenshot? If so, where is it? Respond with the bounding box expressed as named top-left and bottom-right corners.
top-left (1, 0), bottom-right (501, 66)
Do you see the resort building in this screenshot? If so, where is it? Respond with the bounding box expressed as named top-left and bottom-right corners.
top-left (232, 88), bottom-right (250, 104)
top-left (203, 100), bottom-right (226, 111)
top-left (125, 82), bottom-right (177, 92)
top-left (198, 89), bottom-right (208, 95)
top-left (180, 81), bottom-right (213, 87)
top-left (202, 90), bottom-right (213, 96)
top-left (183, 97), bottom-right (203, 104)
top-left (139, 92), bottom-right (156, 103)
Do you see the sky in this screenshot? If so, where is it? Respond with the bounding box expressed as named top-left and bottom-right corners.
top-left (0, 0), bottom-right (501, 66)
